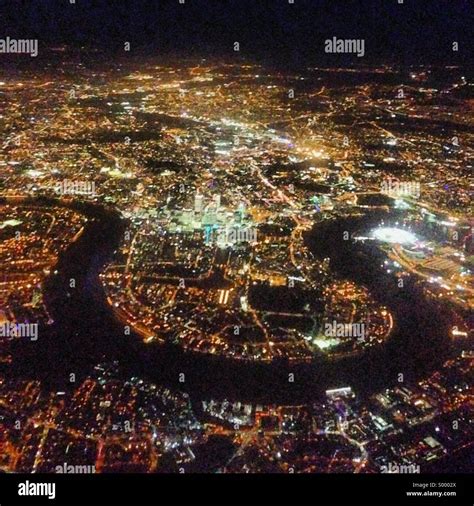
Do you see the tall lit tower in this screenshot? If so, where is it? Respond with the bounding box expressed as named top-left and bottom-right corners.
top-left (194, 192), bottom-right (204, 215)
top-left (238, 202), bottom-right (246, 221)
top-left (213, 194), bottom-right (221, 211)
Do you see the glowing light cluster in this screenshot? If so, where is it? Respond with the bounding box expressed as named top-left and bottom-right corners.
top-left (371, 227), bottom-right (418, 245)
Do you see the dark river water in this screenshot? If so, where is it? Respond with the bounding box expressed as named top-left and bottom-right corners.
top-left (5, 200), bottom-right (454, 405)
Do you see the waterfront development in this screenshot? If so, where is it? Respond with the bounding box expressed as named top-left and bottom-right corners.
top-left (0, 55), bottom-right (472, 475)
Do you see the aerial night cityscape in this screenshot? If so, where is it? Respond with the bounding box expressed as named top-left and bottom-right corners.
top-left (0, 1), bottom-right (472, 505)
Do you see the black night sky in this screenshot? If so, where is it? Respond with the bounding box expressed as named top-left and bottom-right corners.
top-left (0, 0), bottom-right (472, 65)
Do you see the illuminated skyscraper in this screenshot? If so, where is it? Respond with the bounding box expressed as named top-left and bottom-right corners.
top-left (238, 202), bottom-right (246, 221)
top-left (194, 193), bottom-right (204, 215)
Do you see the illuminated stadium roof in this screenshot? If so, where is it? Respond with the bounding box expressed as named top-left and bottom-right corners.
top-left (371, 227), bottom-right (418, 245)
